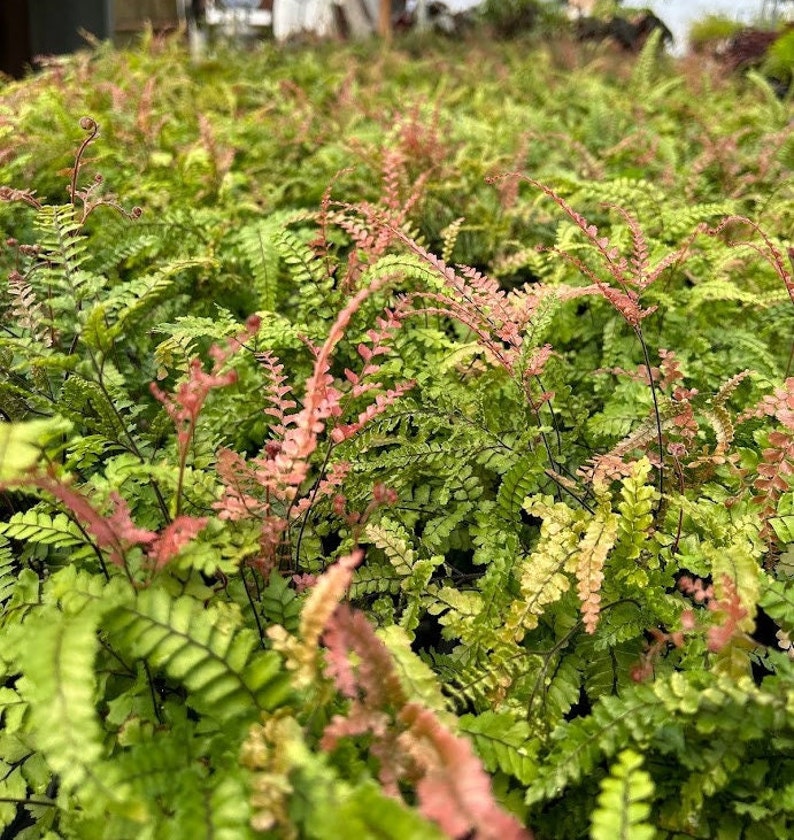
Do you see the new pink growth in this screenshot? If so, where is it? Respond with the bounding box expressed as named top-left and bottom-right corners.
top-left (678, 575), bottom-right (748, 652)
top-left (148, 515), bottom-right (209, 570)
top-left (320, 603), bottom-right (531, 839)
top-left (35, 479), bottom-right (155, 568)
top-left (399, 703), bottom-right (532, 840)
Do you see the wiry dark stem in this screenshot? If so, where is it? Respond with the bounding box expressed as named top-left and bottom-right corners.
top-left (70, 117), bottom-right (99, 205)
top-left (635, 326), bottom-right (665, 509)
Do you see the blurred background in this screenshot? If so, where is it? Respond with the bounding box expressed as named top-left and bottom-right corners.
top-left (1, 1), bottom-right (793, 78)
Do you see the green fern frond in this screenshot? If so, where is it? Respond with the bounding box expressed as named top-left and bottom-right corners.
top-left (502, 495), bottom-right (583, 643)
top-left (260, 570), bottom-right (301, 634)
top-left (658, 202), bottom-right (736, 239)
top-left (106, 589), bottom-right (291, 720)
top-left (105, 257), bottom-right (214, 332)
top-left (6, 606), bottom-right (123, 804)
top-left (273, 227), bottom-right (327, 288)
top-left (422, 502), bottom-right (474, 553)
top-left (0, 541), bottom-right (14, 605)
top-left (0, 507), bottom-right (88, 549)
top-left (590, 749), bottom-right (655, 840)
top-left (378, 624), bottom-right (451, 715)
top-left (350, 561), bottom-right (401, 599)
top-left (364, 519), bottom-right (417, 577)
top-left (578, 178), bottom-right (665, 221)
top-left (688, 279), bottom-right (789, 309)
top-left (760, 576), bottom-right (794, 634)
top-left (614, 458), bottom-right (656, 562)
top-left (525, 682), bottom-right (667, 806)
top-left (497, 453), bottom-right (541, 525)
top-left (59, 376), bottom-right (134, 444)
top-left (234, 213), bottom-right (300, 311)
top-left (32, 204), bottom-right (101, 314)
top-left (170, 773), bottom-right (254, 840)
top-left (458, 711), bottom-right (537, 785)
top-left (152, 311), bottom-right (241, 377)
top-left (630, 30), bottom-right (679, 99)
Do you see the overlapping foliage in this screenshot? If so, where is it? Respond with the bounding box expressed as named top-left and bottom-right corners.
top-left (0, 26), bottom-right (793, 839)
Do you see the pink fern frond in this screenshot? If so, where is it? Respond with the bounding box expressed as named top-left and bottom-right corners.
top-left (399, 703), bottom-right (532, 840)
top-left (31, 477), bottom-right (155, 569)
top-left (299, 550), bottom-right (363, 651)
top-left (7, 271), bottom-right (51, 346)
top-left (330, 381), bottom-right (416, 444)
top-left (148, 515), bottom-right (209, 570)
top-left (255, 350), bottom-right (298, 437)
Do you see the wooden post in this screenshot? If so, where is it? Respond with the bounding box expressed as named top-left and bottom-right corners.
top-left (378, 0), bottom-right (391, 40)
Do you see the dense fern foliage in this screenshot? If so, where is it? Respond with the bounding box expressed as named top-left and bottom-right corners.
top-left (1, 27), bottom-right (793, 839)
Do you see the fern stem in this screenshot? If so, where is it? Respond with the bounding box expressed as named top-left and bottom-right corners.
top-left (86, 352), bottom-right (172, 524)
top-left (0, 797), bottom-right (55, 807)
top-left (242, 565), bottom-right (267, 649)
top-left (69, 117), bottom-right (99, 207)
top-left (63, 510), bottom-right (110, 582)
top-left (142, 661), bottom-right (164, 724)
top-left (293, 438), bottom-right (337, 569)
top-left (635, 327), bottom-right (665, 508)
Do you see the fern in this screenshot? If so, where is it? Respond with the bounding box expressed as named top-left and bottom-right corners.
top-left (0, 541), bottom-right (14, 605)
top-left (4, 605), bottom-right (122, 803)
top-left (458, 711), bottom-right (537, 786)
top-left (0, 507), bottom-right (90, 549)
top-left (590, 749), bottom-right (655, 840)
top-left (106, 589), bottom-right (291, 720)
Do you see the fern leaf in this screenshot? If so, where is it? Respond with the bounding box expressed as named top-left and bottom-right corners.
top-left (590, 749), bottom-right (655, 840)
top-left (0, 508), bottom-right (88, 548)
top-left (350, 560), bottom-right (401, 598)
top-left (770, 492), bottom-right (794, 545)
top-left (377, 625), bottom-right (451, 715)
top-left (260, 570), bottom-right (301, 634)
top-left (576, 506), bottom-right (619, 634)
top-left (364, 519), bottom-right (416, 576)
top-left (152, 311), bottom-right (240, 377)
top-left (7, 606), bottom-right (121, 802)
top-left (497, 454), bottom-right (540, 524)
top-left (759, 576), bottom-right (794, 634)
top-left (312, 781), bottom-right (448, 840)
top-left (0, 417), bottom-right (72, 482)
top-left (32, 204), bottom-right (101, 314)
top-left (171, 773), bottom-right (254, 840)
top-left (458, 711), bottom-right (537, 785)
top-left (502, 496), bottom-right (582, 642)
top-left (0, 541), bottom-right (14, 606)
top-left (234, 216), bottom-right (287, 311)
top-left (105, 258), bottom-right (212, 332)
top-left (614, 458), bottom-right (656, 561)
top-left (526, 683), bottom-right (667, 806)
top-left (106, 589), bottom-right (291, 720)
top-left (273, 226), bottom-right (327, 287)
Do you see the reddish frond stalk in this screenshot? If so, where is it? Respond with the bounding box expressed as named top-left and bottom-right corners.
top-left (31, 477), bottom-right (155, 570)
top-left (320, 605), bottom-right (532, 839)
top-left (151, 315), bottom-right (261, 459)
